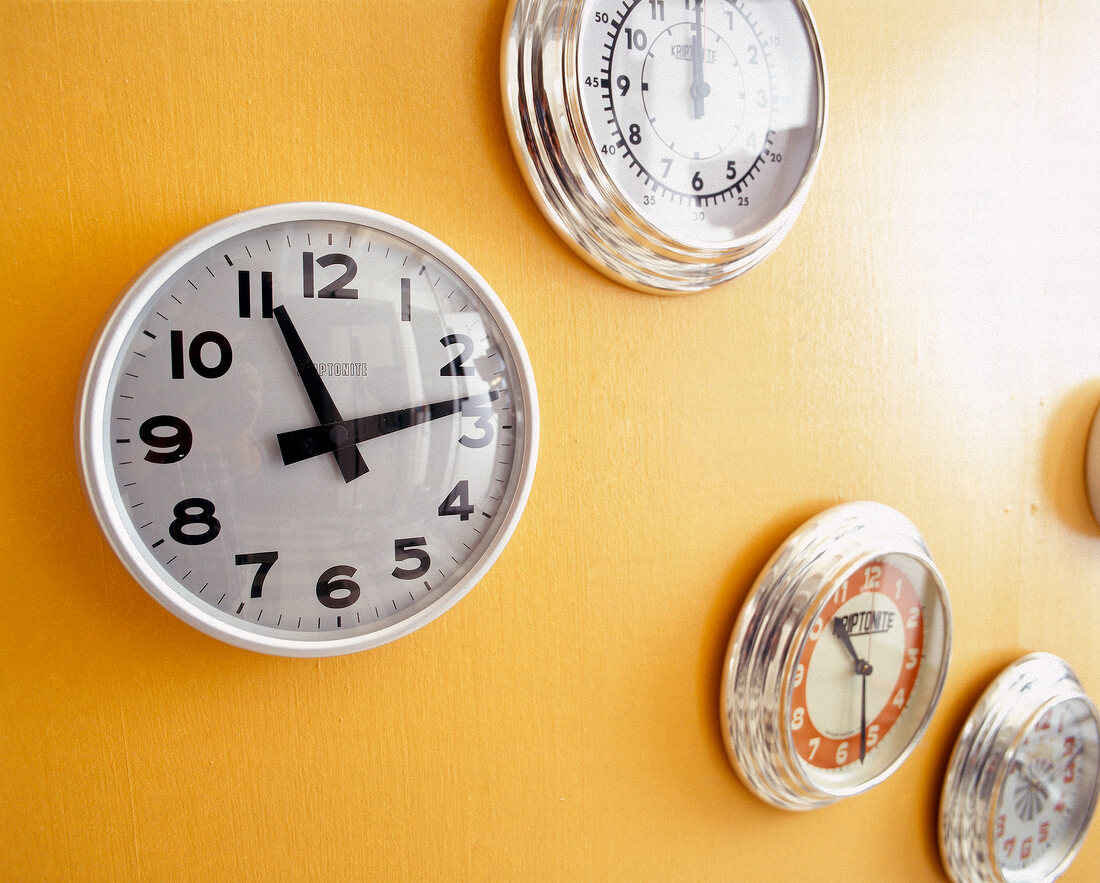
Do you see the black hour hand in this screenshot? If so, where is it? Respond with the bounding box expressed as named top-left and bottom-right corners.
top-left (277, 390), bottom-right (500, 466)
top-left (273, 305), bottom-right (368, 482)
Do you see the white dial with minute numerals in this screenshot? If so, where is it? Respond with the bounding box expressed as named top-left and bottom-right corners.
top-left (993, 697), bottom-right (1099, 879)
top-left (504, 0), bottom-right (826, 292)
top-left (77, 203), bottom-right (538, 656)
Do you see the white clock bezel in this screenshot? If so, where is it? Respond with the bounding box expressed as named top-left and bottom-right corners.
top-left (76, 202), bottom-right (539, 657)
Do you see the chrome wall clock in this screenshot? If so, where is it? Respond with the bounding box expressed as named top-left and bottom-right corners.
top-left (940, 653), bottom-right (1100, 883)
top-left (721, 501), bottom-right (952, 809)
top-left (503, 0), bottom-right (827, 293)
top-left (77, 203), bottom-right (538, 656)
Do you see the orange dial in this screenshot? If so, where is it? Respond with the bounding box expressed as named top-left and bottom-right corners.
top-left (790, 560), bottom-right (924, 770)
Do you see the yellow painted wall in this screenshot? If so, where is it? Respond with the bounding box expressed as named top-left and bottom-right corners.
top-left (3, 1), bottom-right (1099, 879)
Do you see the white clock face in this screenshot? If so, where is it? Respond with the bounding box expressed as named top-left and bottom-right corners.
top-left (78, 204), bottom-right (538, 656)
top-left (992, 698), bottom-right (1100, 882)
top-left (575, 0), bottom-right (823, 245)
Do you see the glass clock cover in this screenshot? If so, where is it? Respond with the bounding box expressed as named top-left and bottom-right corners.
top-left (76, 203), bottom-right (538, 656)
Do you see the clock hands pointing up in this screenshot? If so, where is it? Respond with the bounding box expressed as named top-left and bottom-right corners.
top-left (689, 0), bottom-right (711, 119)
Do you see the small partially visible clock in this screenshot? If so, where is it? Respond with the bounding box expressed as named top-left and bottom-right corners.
top-left (77, 203), bottom-right (538, 656)
top-left (940, 653), bottom-right (1100, 883)
top-left (503, 0), bottom-right (827, 292)
top-left (721, 501), bottom-right (952, 809)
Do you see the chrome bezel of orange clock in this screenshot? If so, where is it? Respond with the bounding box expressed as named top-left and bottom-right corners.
top-left (721, 501), bottom-right (952, 809)
top-left (501, 0), bottom-right (827, 293)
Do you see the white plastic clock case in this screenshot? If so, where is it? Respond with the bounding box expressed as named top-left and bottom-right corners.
top-left (502, 0), bottom-right (828, 293)
top-left (76, 203), bottom-right (539, 657)
top-left (722, 501), bottom-right (953, 809)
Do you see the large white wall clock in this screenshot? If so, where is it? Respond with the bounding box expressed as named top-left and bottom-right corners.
top-left (77, 203), bottom-right (539, 656)
top-left (503, 0), bottom-right (827, 293)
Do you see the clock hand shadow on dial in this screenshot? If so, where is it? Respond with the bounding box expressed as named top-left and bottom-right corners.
top-left (234, 358), bottom-right (269, 475)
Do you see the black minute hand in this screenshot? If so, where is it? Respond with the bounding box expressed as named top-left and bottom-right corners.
top-left (277, 390), bottom-right (501, 466)
top-left (273, 304), bottom-right (369, 482)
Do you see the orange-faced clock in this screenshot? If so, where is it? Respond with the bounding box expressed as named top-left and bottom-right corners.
top-left (722, 502), bottom-right (952, 809)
